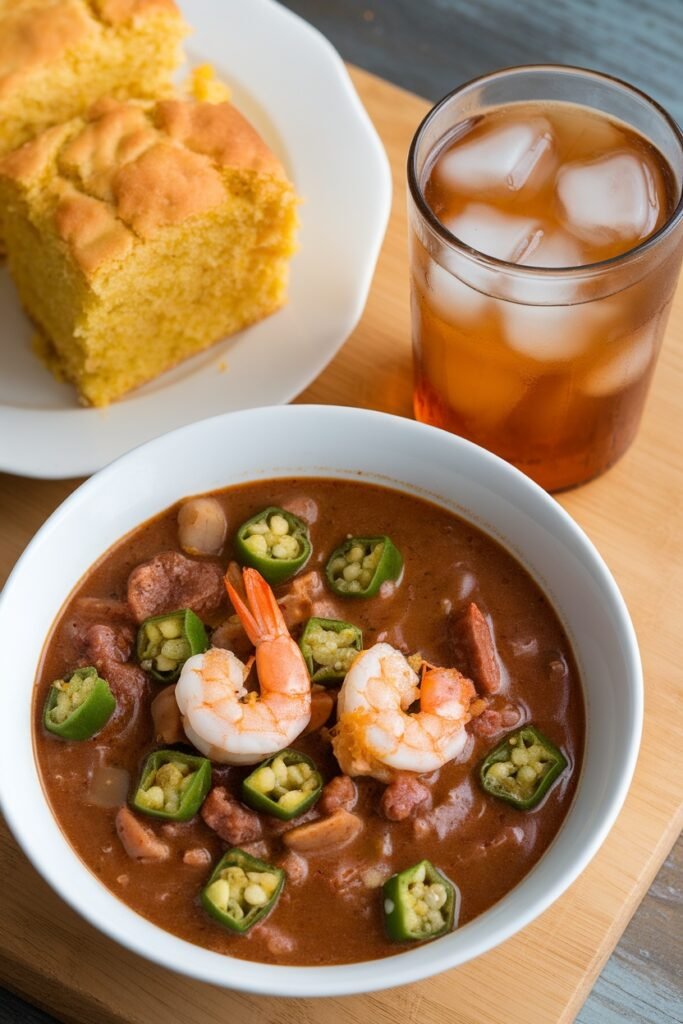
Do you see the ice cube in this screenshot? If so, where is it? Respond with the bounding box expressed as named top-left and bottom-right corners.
top-left (582, 320), bottom-right (657, 396)
top-left (556, 154), bottom-right (659, 244)
top-left (518, 229), bottom-right (586, 269)
top-left (442, 343), bottom-right (527, 429)
top-left (435, 118), bottom-right (555, 194)
top-left (426, 258), bottom-right (491, 325)
top-left (443, 204), bottom-right (543, 263)
top-left (503, 295), bottom-right (617, 362)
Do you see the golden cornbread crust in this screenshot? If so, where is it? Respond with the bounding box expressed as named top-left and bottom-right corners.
top-left (0, 97), bottom-right (299, 406)
top-left (0, 0), bottom-right (187, 154)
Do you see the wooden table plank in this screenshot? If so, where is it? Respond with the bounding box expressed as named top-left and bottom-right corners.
top-left (1, 63), bottom-right (682, 1024)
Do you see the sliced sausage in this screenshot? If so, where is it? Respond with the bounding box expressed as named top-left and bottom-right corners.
top-left (150, 685), bottom-right (184, 745)
top-left (84, 624), bottom-right (148, 738)
top-left (454, 602), bottom-right (501, 694)
top-left (200, 786), bottom-right (262, 845)
top-left (282, 809), bottom-right (362, 854)
top-left (127, 551), bottom-right (225, 623)
top-left (115, 807), bottom-right (169, 862)
top-left (319, 775), bottom-right (357, 815)
top-left (379, 774), bottom-right (431, 821)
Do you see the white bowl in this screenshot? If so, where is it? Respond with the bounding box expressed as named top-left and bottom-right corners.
top-left (0, 406), bottom-right (642, 996)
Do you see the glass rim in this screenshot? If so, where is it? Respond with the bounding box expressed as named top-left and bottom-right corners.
top-left (407, 63), bottom-right (683, 279)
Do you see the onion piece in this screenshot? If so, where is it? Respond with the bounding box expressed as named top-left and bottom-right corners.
top-left (178, 497), bottom-right (227, 556)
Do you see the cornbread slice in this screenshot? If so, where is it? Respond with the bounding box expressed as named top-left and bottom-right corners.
top-left (0, 96), bottom-right (298, 406)
top-left (0, 0), bottom-right (188, 157)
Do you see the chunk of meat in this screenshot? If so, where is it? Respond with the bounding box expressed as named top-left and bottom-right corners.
top-left (182, 847), bottom-right (211, 867)
top-left (379, 773), bottom-right (431, 821)
top-left (150, 685), bottom-right (184, 744)
top-left (282, 809), bottom-right (362, 854)
top-left (278, 850), bottom-right (308, 885)
top-left (301, 687), bottom-right (335, 736)
top-left (239, 840), bottom-right (271, 861)
top-left (200, 787), bottom-right (262, 845)
top-left (115, 807), bottom-right (169, 863)
top-left (85, 621), bottom-right (133, 665)
top-left (454, 602), bottom-right (501, 694)
top-left (319, 775), bottom-right (357, 815)
top-left (127, 551), bottom-right (225, 623)
top-left (277, 571), bottom-right (324, 631)
top-left (211, 615), bottom-right (253, 662)
top-left (84, 624), bottom-right (147, 737)
top-left (471, 704), bottom-right (522, 739)
top-left (282, 496), bottom-right (318, 524)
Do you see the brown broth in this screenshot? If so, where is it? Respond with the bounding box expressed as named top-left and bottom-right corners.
top-left (33, 478), bottom-right (584, 965)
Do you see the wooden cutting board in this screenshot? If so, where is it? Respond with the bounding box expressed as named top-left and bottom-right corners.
top-left (1, 66), bottom-right (682, 1024)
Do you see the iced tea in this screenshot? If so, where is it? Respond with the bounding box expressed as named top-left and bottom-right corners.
top-left (409, 69), bottom-right (683, 490)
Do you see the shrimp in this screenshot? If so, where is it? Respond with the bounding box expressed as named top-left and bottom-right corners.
top-left (175, 568), bottom-right (311, 765)
top-left (332, 643), bottom-right (477, 782)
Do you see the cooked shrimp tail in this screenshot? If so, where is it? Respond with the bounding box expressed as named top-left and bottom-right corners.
top-left (333, 644), bottom-right (476, 780)
top-left (176, 568), bottom-right (311, 765)
top-left (226, 567), bottom-right (287, 645)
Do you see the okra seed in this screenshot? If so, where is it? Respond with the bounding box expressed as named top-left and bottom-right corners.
top-left (244, 534), bottom-right (268, 556)
top-left (347, 545), bottom-right (365, 562)
top-left (145, 623), bottom-right (162, 644)
top-left (269, 515), bottom-right (289, 536)
top-left (244, 884), bottom-right (268, 907)
top-left (251, 766), bottom-right (276, 793)
top-left (342, 562), bottom-right (362, 582)
top-left (517, 765), bottom-right (537, 786)
top-left (141, 785), bottom-right (165, 809)
top-left (278, 789), bottom-right (304, 811)
top-left (206, 879), bottom-right (230, 911)
top-left (154, 654), bottom-right (176, 673)
top-left (159, 619), bottom-right (183, 640)
top-left (161, 638), bottom-right (190, 661)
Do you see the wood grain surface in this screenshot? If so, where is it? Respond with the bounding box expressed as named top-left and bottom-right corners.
top-left (0, 64), bottom-right (682, 1024)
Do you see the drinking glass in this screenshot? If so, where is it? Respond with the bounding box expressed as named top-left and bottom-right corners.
top-left (408, 66), bottom-right (683, 490)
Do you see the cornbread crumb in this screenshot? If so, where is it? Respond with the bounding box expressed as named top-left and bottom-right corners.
top-left (0, 95), bottom-right (298, 406)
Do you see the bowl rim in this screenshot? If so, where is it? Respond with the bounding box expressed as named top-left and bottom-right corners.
top-left (0, 404), bottom-right (643, 996)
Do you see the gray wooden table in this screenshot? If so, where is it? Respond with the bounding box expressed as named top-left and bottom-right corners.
top-left (1, 1), bottom-right (681, 1021)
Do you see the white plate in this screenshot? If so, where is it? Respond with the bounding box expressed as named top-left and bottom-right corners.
top-left (0, 0), bottom-right (391, 479)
